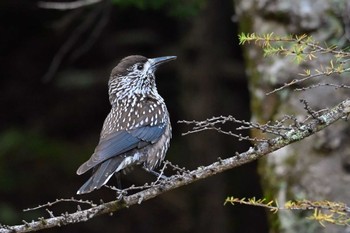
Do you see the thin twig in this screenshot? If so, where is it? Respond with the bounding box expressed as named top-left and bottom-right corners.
top-left (266, 68), bottom-right (350, 95)
top-left (179, 114), bottom-right (302, 141)
top-left (23, 197), bottom-right (96, 212)
top-left (295, 83), bottom-right (350, 91)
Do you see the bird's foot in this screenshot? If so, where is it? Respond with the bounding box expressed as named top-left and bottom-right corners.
top-left (104, 184), bottom-right (126, 200)
top-left (116, 191), bottom-right (125, 200)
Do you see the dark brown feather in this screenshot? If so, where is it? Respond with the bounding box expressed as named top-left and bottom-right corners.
top-left (111, 55), bottom-right (148, 77)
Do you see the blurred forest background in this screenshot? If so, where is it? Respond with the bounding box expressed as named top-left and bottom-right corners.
top-left (0, 0), bottom-right (268, 232)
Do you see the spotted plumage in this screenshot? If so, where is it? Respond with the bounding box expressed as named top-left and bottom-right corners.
top-left (76, 55), bottom-right (176, 194)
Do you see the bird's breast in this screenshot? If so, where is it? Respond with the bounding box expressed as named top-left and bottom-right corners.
top-left (101, 96), bottom-right (169, 136)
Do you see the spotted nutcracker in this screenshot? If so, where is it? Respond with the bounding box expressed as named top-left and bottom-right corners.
top-left (76, 55), bottom-right (176, 194)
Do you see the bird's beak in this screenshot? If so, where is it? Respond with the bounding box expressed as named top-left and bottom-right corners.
top-left (149, 56), bottom-right (177, 69)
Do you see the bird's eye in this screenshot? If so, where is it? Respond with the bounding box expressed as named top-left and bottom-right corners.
top-left (137, 64), bottom-right (144, 70)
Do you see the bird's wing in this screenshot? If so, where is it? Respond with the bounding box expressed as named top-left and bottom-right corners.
top-left (76, 123), bottom-right (166, 175)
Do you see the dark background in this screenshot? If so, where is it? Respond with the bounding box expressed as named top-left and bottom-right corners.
top-left (0, 0), bottom-right (268, 232)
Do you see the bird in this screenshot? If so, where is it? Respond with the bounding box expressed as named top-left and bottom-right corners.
top-left (76, 55), bottom-right (176, 194)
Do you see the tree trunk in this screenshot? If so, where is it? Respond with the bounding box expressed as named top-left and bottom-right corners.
top-left (235, 0), bottom-right (350, 232)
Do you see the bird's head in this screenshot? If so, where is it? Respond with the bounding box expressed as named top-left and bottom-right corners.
top-left (108, 55), bottom-right (176, 104)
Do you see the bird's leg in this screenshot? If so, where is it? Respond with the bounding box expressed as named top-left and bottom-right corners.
top-left (115, 173), bottom-right (122, 189)
top-left (104, 184), bottom-right (126, 200)
top-left (116, 191), bottom-right (124, 200)
top-left (113, 173), bottom-right (126, 199)
top-left (143, 167), bottom-right (168, 180)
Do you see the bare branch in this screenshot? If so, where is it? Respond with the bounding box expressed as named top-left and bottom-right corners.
top-left (23, 198), bottom-right (96, 212)
top-left (68, 0), bottom-right (111, 62)
top-left (299, 99), bottom-right (323, 121)
top-left (266, 75), bottom-right (315, 95)
top-left (38, 0), bottom-right (102, 10)
top-left (295, 83), bottom-right (350, 91)
top-left (266, 68), bottom-right (350, 95)
top-left (1, 98), bottom-right (350, 233)
top-left (42, 0), bottom-right (110, 82)
top-left (179, 114), bottom-right (303, 141)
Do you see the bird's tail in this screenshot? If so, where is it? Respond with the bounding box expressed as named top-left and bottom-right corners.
top-left (76, 157), bottom-right (124, 194)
